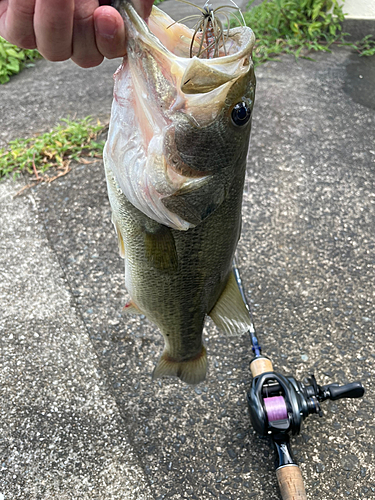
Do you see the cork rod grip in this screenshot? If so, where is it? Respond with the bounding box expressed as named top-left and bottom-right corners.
top-left (250, 357), bottom-right (274, 377)
top-left (276, 465), bottom-right (307, 500)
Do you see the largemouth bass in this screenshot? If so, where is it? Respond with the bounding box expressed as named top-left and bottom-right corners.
top-left (104, 0), bottom-right (256, 384)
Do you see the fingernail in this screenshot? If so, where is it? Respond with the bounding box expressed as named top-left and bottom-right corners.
top-left (95, 14), bottom-right (117, 39)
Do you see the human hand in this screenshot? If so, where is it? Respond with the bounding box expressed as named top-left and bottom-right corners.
top-left (0, 0), bottom-right (154, 68)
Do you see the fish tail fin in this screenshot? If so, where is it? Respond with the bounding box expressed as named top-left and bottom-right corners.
top-left (152, 346), bottom-right (207, 385)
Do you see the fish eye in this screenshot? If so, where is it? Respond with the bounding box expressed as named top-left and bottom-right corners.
top-left (231, 102), bottom-right (252, 127)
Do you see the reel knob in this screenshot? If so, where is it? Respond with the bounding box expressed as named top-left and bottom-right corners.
top-left (322, 381), bottom-right (364, 401)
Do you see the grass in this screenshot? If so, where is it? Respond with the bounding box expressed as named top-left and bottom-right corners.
top-left (239, 0), bottom-right (375, 66)
top-left (0, 117), bottom-right (106, 185)
top-left (0, 37), bottom-right (41, 84)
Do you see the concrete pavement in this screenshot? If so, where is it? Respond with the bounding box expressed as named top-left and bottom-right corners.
top-left (0, 2), bottom-right (374, 499)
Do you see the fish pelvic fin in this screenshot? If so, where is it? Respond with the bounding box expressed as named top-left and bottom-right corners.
top-left (208, 270), bottom-right (252, 336)
top-left (152, 346), bottom-right (207, 385)
top-left (123, 299), bottom-right (142, 315)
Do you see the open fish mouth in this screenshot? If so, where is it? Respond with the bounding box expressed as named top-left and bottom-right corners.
top-left (105, 2), bottom-right (256, 230)
top-left (128, 2), bottom-right (255, 94)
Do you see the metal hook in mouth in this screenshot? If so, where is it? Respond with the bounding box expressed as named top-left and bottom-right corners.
top-left (170, 0), bottom-right (245, 59)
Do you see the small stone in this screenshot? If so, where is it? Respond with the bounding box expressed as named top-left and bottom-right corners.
top-left (316, 463), bottom-right (325, 473)
top-left (341, 454), bottom-right (359, 471)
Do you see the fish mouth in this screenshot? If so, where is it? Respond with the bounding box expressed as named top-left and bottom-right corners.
top-left (122, 2), bottom-right (255, 95)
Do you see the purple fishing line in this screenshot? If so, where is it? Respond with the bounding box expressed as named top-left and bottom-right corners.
top-left (264, 396), bottom-right (288, 422)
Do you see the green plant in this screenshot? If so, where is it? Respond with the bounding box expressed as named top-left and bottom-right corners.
top-left (241, 0), bottom-right (347, 65)
top-left (0, 37), bottom-right (41, 84)
top-left (0, 117), bottom-right (106, 182)
top-left (350, 35), bottom-right (375, 57)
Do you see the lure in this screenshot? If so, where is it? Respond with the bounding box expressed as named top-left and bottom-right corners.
top-left (170, 0), bottom-right (245, 58)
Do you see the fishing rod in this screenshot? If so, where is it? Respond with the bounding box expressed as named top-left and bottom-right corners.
top-left (233, 258), bottom-right (365, 500)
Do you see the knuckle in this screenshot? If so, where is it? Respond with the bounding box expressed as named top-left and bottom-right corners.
top-left (16, 35), bottom-right (37, 50)
top-left (41, 49), bottom-right (72, 62)
top-left (73, 54), bottom-right (104, 68)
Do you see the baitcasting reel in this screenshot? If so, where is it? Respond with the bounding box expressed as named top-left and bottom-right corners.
top-left (248, 359), bottom-right (364, 438)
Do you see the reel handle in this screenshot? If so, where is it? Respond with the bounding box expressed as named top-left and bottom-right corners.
top-left (276, 465), bottom-right (307, 500)
top-left (323, 381), bottom-right (364, 401)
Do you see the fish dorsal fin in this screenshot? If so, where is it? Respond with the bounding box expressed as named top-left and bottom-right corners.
top-left (112, 215), bottom-right (125, 259)
top-left (144, 226), bottom-right (178, 272)
top-left (208, 270), bottom-right (252, 336)
top-left (152, 346), bottom-right (207, 385)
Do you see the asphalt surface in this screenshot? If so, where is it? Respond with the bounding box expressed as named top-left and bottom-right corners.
top-left (1, 2), bottom-right (375, 500)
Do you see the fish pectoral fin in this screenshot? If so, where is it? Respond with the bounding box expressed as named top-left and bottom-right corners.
top-left (152, 347), bottom-right (207, 385)
top-left (208, 270), bottom-right (252, 336)
top-left (112, 214), bottom-right (125, 259)
top-left (162, 180), bottom-right (226, 226)
top-left (144, 226), bottom-right (178, 272)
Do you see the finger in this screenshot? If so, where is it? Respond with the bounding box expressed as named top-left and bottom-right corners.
top-left (93, 6), bottom-right (126, 60)
top-left (2, 0), bottom-right (36, 49)
top-left (0, 0), bottom-right (10, 41)
top-left (71, 0), bottom-right (103, 68)
top-left (34, 0), bottom-right (74, 61)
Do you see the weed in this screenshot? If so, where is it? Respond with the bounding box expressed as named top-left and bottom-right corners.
top-left (237, 0), bottom-right (374, 65)
top-left (349, 34), bottom-right (375, 57)
top-left (0, 117), bottom-right (106, 182)
top-left (0, 37), bottom-right (41, 84)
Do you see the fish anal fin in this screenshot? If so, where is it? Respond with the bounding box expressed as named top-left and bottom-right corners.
top-left (152, 346), bottom-right (207, 385)
top-left (209, 270), bottom-right (252, 336)
top-left (144, 226), bottom-right (178, 272)
top-left (123, 299), bottom-right (142, 315)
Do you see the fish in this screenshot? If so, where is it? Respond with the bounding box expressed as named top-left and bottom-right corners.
top-left (104, 0), bottom-right (256, 384)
